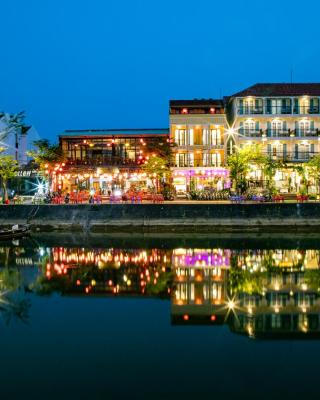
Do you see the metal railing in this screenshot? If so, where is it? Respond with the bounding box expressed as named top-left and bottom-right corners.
top-left (295, 129), bottom-right (319, 137)
top-left (266, 152), bottom-right (318, 162)
top-left (239, 129), bottom-right (263, 138)
top-left (237, 105), bottom-right (320, 115)
top-left (266, 129), bottom-right (291, 137)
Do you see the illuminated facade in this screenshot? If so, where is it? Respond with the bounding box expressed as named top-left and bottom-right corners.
top-left (169, 100), bottom-right (229, 194)
top-left (59, 129), bottom-right (169, 193)
top-left (227, 83), bottom-right (320, 193)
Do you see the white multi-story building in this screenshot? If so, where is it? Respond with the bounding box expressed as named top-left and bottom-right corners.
top-left (0, 113), bottom-right (40, 166)
top-left (226, 83), bottom-right (320, 193)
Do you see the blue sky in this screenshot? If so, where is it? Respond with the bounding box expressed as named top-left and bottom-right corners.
top-left (1, 0), bottom-right (319, 141)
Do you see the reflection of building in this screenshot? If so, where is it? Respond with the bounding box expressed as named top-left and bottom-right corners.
top-left (59, 129), bottom-right (169, 194)
top-left (169, 100), bottom-right (230, 194)
top-left (227, 83), bottom-right (320, 193)
top-left (171, 248), bottom-right (230, 323)
top-left (230, 249), bottom-right (320, 338)
top-left (44, 247), bottom-right (172, 297)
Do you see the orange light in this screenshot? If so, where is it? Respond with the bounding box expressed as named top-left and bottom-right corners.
top-left (210, 107), bottom-right (215, 114)
top-left (211, 315), bottom-right (216, 321)
top-left (182, 108), bottom-right (188, 114)
top-left (183, 314), bottom-right (189, 321)
top-left (76, 279), bottom-right (81, 285)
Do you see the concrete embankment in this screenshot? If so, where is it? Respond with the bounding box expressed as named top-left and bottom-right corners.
top-left (1, 203), bottom-right (320, 232)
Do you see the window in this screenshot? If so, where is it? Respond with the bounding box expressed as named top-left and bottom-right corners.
top-left (271, 120), bottom-right (282, 133)
top-left (271, 314), bottom-right (281, 328)
top-left (203, 153), bottom-right (221, 167)
top-left (211, 129), bottom-right (221, 145)
top-left (174, 129), bottom-right (194, 146)
top-left (175, 129), bottom-right (187, 146)
top-left (202, 129), bottom-right (221, 145)
top-left (298, 120), bottom-right (311, 136)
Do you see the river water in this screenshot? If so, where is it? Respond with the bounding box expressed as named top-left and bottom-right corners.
top-left (1, 233), bottom-right (320, 399)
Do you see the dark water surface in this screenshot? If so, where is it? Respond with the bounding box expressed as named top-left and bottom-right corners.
top-left (0, 233), bottom-right (320, 399)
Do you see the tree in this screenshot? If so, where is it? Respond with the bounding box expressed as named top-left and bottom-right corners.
top-left (0, 111), bottom-right (26, 142)
top-left (227, 145), bottom-right (265, 194)
top-left (0, 154), bottom-right (18, 202)
top-left (28, 139), bottom-right (65, 169)
top-left (307, 154), bottom-right (320, 194)
top-left (27, 139), bottom-right (66, 191)
top-left (142, 155), bottom-right (171, 193)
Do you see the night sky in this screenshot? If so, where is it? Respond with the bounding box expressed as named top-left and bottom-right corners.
top-left (1, 0), bottom-right (319, 140)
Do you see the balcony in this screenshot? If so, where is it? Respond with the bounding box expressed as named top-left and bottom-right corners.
top-left (237, 105), bottom-right (320, 116)
top-left (65, 157), bottom-right (141, 168)
top-left (266, 152), bottom-right (317, 162)
top-left (295, 129), bottom-right (319, 138)
top-left (266, 129), bottom-right (291, 138)
top-left (295, 106), bottom-right (320, 115)
top-left (238, 106), bottom-right (264, 115)
top-left (239, 129), bottom-right (263, 138)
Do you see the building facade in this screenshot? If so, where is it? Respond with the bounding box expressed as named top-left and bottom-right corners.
top-left (59, 128), bottom-right (169, 194)
top-left (169, 99), bottom-right (229, 194)
top-left (227, 83), bottom-right (320, 193)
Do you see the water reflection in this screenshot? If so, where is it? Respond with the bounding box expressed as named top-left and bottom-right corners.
top-left (1, 240), bottom-right (320, 338)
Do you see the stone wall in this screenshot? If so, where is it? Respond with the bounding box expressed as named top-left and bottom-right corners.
top-left (1, 203), bottom-right (320, 232)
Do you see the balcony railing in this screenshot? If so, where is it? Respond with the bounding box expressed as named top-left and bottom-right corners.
top-left (266, 129), bottom-right (291, 137)
top-left (265, 106), bottom-right (292, 115)
top-left (266, 152), bottom-right (317, 162)
top-left (66, 157), bottom-right (141, 167)
top-left (238, 107), bottom-right (264, 115)
top-left (239, 129), bottom-right (263, 138)
top-left (295, 129), bottom-right (319, 137)
top-left (237, 105), bottom-right (320, 115)
top-left (174, 162), bottom-right (222, 168)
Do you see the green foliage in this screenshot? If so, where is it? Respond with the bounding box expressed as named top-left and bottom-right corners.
top-left (28, 139), bottom-right (65, 170)
top-left (307, 154), bottom-right (320, 193)
top-left (142, 155), bottom-right (171, 192)
top-left (0, 111), bottom-right (26, 141)
top-left (0, 154), bottom-right (19, 201)
top-left (227, 145), bottom-right (265, 193)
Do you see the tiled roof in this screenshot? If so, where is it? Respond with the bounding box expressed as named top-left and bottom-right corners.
top-left (59, 128), bottom-right (169, 137)
top-left (170, 99), bottom-right (224, 107)
top-left (231, 83), bottom-right (320, 97)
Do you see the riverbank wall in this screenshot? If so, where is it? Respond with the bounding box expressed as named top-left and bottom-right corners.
top-left (1, 203), bottom-right (320, 232)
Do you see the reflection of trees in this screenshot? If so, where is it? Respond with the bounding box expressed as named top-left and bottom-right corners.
top-left (228, 268), bottom-right (266, 296)
top-left (304, 269), bottom-right (320, 291)
top-left (0, 293), bottom-right (30, 325)
top-left (0, 268), bottom-right (30, 325)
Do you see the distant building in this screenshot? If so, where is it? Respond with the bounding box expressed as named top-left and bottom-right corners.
top-left (0, 113), bottom-right (41, 197)
top-left (0, 113), bottom-right (40, 165)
